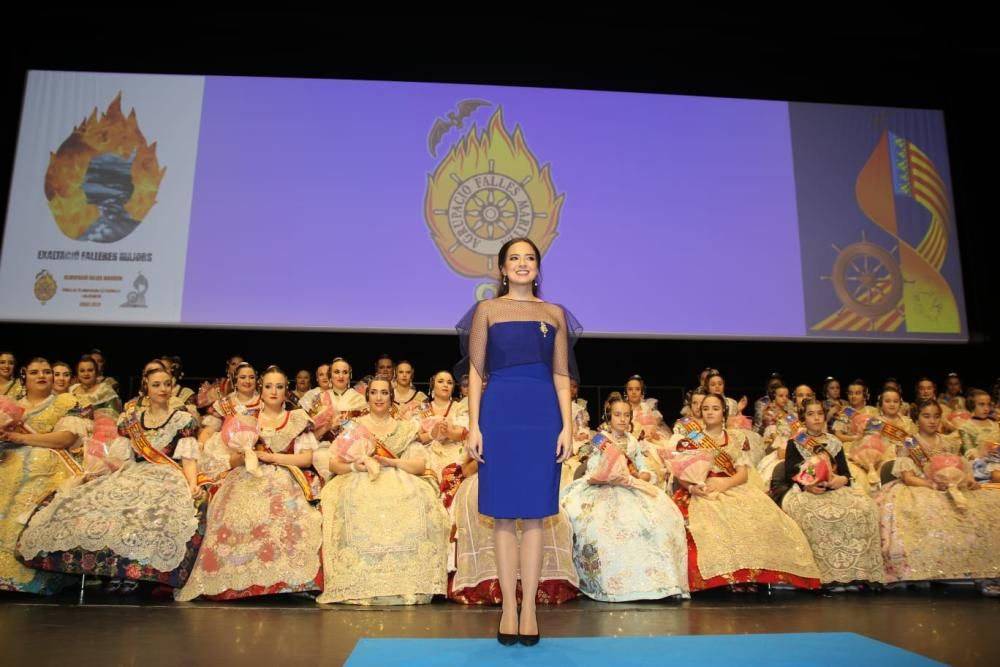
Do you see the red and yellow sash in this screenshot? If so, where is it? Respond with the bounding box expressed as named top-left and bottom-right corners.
top-left (124, 418), bottom-right (210, 487)
top-left (439, 462), bottom-right (464, 509)
top-left (685, 430), bottom-right (738, 477)
top-left (216, 395), bottom-right (240, 417)
top-left (373, 438), bottom-right (396, 460)
top-left (792, 430), bottom-right (825, 453)
top-left (792, 431), bottom-right (838, 473)
top-left (902, 435), bottom-right (930, 467)
top-left (53, 448), bottom-right (82, 475)
top-left (277, 461), bottom-right (316, 501)
top-left (591, 433), bottom-right (641, 477)
top-left (869, 417), bottom-right (911, 444)
top-left (17, 422), bottom-right (82, 475)
top-left (372, 436), bottom-right (438, 482)
top-left (783, 414), bottom-right (803, 433)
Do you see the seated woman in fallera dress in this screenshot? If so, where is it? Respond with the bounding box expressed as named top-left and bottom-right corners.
top-left (50, 361), bottom-right (73, 396)
top-left (0, 351), bottom-right (23, 400)
top-left (1, 358), bottom-right (92, 594)
top-left (847, 387), bottom-right (914, 494)
top-left (757, 384), bottom-right (797, 488)
top-left (830, 379), bottom-right (878, 466)
top-left (779, 399), bottom-right (885, 592)
top-left (877, 399), bottom-right (1000, 595)
top-left (314, 363), bottom-right (331, 391)
top-left (674, 388), bottom-right (707, 437)
top-left (392, 360), bottom-right (428, 418)
top-left (958, 389), bottom-right (1000, 459)
top-left (670, 393), bottom-right (821, 592)
top-left (299, 357), bottom-right (367, 442)
top-left (559, 377), bottom-right (593, 488)
top-left (704, 370), bottom-right (749, 429)
top-left (913, 378), bottom-right (957, 436)
top-left (69, 354), bottom-right (122, 416)
top-left (291, 369), bottom-right (312, 404)
top-left (195, 355), bottom-right (244, 410)
top-left (705, 370), bottom-right (764, 465)
top-left (200, 362), bottom-right (261, 434)
top-left (176, 366), bottom-right (322, 601)
top-left (560, 397), bottom-right (689, 602)
top-left (624, 375), bottom-right (668, 442)
top-left (198, 363), bottom-right (262, 481)
top-left (882, 379), bottom-right (912, 418)
top-left (160, 356), bottom-right (199, 416)
top-left (121, 359), bottom-right (191, 416)
top-left (411, 370), bottom-right (469, 482)
top-left (821, 377), bottom-right (848, 424)
top-left (18, 367), bottom-right (204, 592)
top-left (622, 375), bottom-right (670, 484)
top-left (939, 372), bottom-right (969, 413)
top-left (314, 376), bottom-right (449, 605)
top-left (752, 373), bottom-right (784, 434)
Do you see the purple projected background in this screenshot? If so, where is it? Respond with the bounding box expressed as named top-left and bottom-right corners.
top-left (182, 77), bottom-right (804, 336)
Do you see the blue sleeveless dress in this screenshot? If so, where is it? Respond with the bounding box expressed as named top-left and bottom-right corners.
top-left (479, 321), bottom-right (562, 518)
top-left (457, 301), bottom-right (581, 520)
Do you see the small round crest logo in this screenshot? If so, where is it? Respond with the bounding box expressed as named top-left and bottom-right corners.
top-left (33, 270), bottom-right (57, 304)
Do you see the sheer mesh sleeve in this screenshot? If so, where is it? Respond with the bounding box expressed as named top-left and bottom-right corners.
top-left (456, 301), bottom-right (489, 379)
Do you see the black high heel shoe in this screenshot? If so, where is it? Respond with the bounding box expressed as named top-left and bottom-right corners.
top-left (517, 606), bottom-right (539, 646)
top-left (518, 632), bottom-right (540, 647)
top-left (497, 610), bottom-right (518, 646)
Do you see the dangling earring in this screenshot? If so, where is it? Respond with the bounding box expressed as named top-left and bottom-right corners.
top-left (532, 279), bottom-right (538, 289)
top-left (502, 274), bottom-right (508, 287)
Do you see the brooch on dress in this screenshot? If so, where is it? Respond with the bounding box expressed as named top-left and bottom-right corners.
top-left (539, 321), bottom-right (549, 337)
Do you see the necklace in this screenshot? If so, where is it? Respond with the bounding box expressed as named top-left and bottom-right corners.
top-left (259, 409), bottom-right (286, 428)
top-left (432, 399), bottom-right (453, 415)
top-left (365, 413), bottom-right (394, 428)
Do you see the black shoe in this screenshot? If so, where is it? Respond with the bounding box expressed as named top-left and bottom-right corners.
top-left (518, 605), bottom-right (539, 646)
top-left (497, 629), bottom-right (518, 646)
top-left (497, 613), bottom-right (517, 646)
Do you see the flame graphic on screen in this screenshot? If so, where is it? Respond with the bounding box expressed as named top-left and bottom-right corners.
top-left (424, 107), bottom-right (563, 279)
top-left (44, 93), bottom-right (165, 241)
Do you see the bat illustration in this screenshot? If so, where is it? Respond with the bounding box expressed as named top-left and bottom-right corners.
top-left (428, 99), bottom-right (492, 157)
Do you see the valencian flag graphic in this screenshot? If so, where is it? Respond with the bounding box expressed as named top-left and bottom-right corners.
top-left (812, 130), bottom-right (960, 333)
top-left (792, 103), bottom-right (965, 339)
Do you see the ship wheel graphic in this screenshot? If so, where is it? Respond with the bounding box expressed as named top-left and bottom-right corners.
top-left (823, 233), bottom-right (904, 321)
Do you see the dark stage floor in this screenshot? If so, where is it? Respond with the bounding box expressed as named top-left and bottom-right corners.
top-left (1, 585), bottom-right (992, 666)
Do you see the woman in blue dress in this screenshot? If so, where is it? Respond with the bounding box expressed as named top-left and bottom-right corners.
top-left (458, 237), bottom-right (581, 647)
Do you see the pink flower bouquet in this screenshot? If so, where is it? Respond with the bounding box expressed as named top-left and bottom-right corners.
top-left (82, 409), bottom-right (121, 476)
top-left (926, 453), bottom-right (969, 510)
top-left (221, 415), bottom-right (262, 476)
top-left (792, 455), bottom-right (831, 488)
top-left (332, 421), bottom-right (379, 480)
top-left (668, 449), bottom-right (718, 499)
top-left (852, 434), bottom-right (886, 486)
top-left (0, 396), bottom-right (24, 432)
top-left (588, 436), bottom-right (657, 496)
